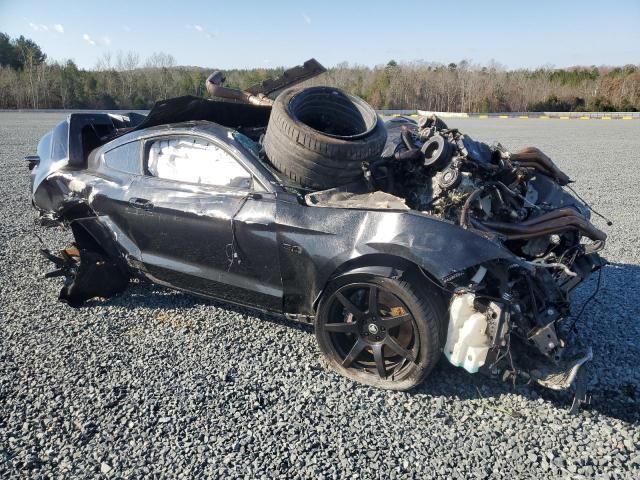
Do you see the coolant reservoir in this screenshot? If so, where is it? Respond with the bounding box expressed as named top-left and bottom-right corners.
top-left (444, 293), bottom-right (491, 373)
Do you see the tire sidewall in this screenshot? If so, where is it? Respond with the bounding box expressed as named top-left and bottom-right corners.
top-left (263, 87), bottom-right (387, 189)
top-left (281, 87), bottom-right (382, 147)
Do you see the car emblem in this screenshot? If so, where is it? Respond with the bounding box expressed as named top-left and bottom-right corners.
top-left (367, 323), bottom-right (379, 335)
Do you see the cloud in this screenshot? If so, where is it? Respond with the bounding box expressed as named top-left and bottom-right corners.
top-left (187, 23), bottom-right (214, 39)
top-left (28, 21), bottom-right (64, 33)
top-left (83, 34), bottom-right (96, 46)
top-left (303, 14), bottom-right (311, 24)
top-left (102, 36), bottom-right (112, 46)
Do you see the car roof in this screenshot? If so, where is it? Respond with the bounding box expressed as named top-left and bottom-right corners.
top-left (104, 120), bottom-right (237, 147)
top-left (136, 120), bottom-right (234, 136)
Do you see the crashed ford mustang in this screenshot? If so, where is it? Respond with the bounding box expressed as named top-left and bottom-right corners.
top-left (27, 59), bottom-right (606, 411)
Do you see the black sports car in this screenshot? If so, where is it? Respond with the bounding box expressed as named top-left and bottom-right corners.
top-left (27, 73), bottom-right (606, 409)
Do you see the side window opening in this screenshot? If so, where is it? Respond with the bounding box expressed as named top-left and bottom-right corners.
top-left (103, 141), bottom-right (141, 174)
top-left (146, 136), bottom-right (252, 189)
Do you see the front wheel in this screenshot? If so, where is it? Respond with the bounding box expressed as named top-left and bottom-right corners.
top-left (315, 272), bottom-right (445, 390)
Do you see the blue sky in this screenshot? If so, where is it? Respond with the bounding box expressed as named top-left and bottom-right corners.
top-left (1, 0), bottom-right (639, 70)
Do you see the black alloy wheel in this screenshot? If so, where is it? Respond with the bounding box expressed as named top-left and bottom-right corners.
top-left (315, 273), bottom-right (444, 390)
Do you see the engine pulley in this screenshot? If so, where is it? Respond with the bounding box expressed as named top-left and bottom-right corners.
top-left (437, 167), bottom-right (461, 189)
top-left (421, 134), bottom-right (453, 168)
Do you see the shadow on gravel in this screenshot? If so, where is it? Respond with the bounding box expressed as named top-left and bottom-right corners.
top-left (85, 280), bottom-right (314, 334)
top-left (411, 262), bottom-right (640, 424)
top-left (413, 362), bottom-right (639, 424)
top-left (84, 263), bottom-right (639, 423)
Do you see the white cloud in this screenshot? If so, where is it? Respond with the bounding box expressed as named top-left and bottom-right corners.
top-left (83, 34), bottom-right (96, 46)
top-left (102, 36), bottom-right (112, 46)
top-left (187, 23), bottom-right (213, 39)
top-left (28, 21), bottom-right (64, 33)
top-left (303, 14), bottom-right (311, 24)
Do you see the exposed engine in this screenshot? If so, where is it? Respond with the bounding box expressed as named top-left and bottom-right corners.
top-left (380, 115), bottom-right (606, 257)
top-left (373, 115), bottom-right (607, 408)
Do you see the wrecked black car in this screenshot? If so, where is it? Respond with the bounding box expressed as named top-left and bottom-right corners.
top-left (28, 60), bottom-right (606, 410)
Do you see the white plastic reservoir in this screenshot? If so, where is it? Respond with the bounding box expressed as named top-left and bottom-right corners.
top-left (444, 293), bottom-right (491, 373)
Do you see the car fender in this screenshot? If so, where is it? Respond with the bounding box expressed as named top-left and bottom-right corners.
top-left (278, 202), bottom-right (523, 315)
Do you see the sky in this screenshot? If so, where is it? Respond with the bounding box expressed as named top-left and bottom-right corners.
top-left (1, 0), bottom-right (639, 70)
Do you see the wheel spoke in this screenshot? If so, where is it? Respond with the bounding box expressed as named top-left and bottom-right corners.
top-left (372, 344), bottom-right (387, 379)
top-left (324, 321), bottom-right (358, 333)
top-left (368, 286), bottom-right (378, 318)
top-left (342, 338), bottom-right (366, 368)
top-left (379, 313), bottom-right (412, 329)
top-left (335, 292), bottom-right (364, 320)
top-left (384, 336), bottom-right (416, 363)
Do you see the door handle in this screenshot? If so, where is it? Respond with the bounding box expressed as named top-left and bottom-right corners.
top-left (129, 197), bottom-right (153, 210)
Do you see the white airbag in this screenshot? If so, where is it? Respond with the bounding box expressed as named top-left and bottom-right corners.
top-left (148, 137), bottom-right (250, 188)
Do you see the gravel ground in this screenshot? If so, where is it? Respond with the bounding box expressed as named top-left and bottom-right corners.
top-left (1, 112), bottom-right (639, 479)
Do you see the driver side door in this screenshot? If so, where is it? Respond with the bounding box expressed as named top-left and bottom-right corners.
top-left (125, 133), bottom-right (283, 311)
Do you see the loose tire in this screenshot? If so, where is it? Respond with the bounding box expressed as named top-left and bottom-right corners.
top-left (263, 86), bottom-right (387, 189)
top-left (315, 271), bottom-right (445, 390)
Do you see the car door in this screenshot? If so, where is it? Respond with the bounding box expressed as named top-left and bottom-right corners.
top-left (125, 133), bottom-right (283, 311)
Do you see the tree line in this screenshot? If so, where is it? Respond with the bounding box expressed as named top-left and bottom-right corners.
top-left (1, 32), bottom-right (639, 112)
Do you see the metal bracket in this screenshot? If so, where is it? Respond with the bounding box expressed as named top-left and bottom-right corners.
top-left (569, 366), bottom-right (591, 415)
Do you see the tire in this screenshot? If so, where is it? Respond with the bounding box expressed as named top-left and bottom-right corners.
top-left (263, 86), bottom-right (387, 189)
top-left (315, 271), bottom-right (445, 390)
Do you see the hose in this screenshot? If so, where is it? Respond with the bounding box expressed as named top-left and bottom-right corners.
top-left (458, 187), bottom-right (486, 228)
top-left (395, 126), bottom-right (423, 161)
top-left (514, 208), bottom-right (584, 227)
top-left (480, 216), bottom-right (607, 242)
top-left (511, 147), bottom-right (571, 185)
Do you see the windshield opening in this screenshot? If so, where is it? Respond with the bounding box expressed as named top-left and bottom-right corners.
top-left (233, 131), bottom-right (311, 195)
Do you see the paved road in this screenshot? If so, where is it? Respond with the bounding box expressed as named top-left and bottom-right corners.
top-left (1, 112), bottom-right (638, 478)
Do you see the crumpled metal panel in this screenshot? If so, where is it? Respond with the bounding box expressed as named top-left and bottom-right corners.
top-left (275, 192), bottom-right (518, 314)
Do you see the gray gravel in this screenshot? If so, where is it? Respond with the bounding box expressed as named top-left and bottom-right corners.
top-left (1, 112), bottom-right (639, 479)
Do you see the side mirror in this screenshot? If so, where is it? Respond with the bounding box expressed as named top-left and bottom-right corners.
top-left (25, 155), bottom-right (40, 171)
